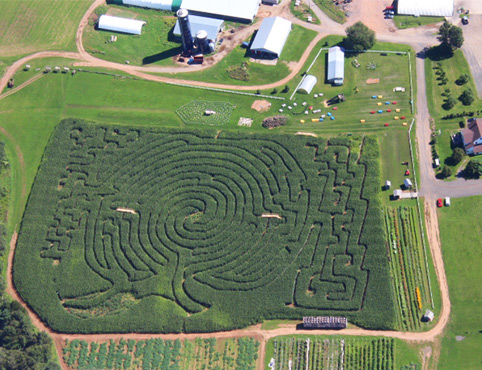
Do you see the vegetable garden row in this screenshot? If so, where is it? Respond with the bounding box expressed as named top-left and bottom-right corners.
top-left (62, 337), bottom-right (259, 370)
top-left (384, 206), bottom-right (432, 331)
top-left (14, 119), bottom-right (395, 333)
top-left (269, 336), bottom-right (395, 370)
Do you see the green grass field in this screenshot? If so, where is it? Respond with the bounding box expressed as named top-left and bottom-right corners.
top-left (290, 1), bottom-right (321, 25)
top-left (83, 4), bottom-right (182, 67)
top-left (0, 0), bottom-right (92, 57)
top-left (312, 0), bottom-right (346, 23)
top-left (393, 15), bottom-right (444, 29)
top-left (264, 335), bottom-right (422, 369)
top-left (437, 196), bottom-right (482, 369)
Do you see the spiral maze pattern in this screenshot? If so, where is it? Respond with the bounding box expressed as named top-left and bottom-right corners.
top-left (38, 122), bottom-right (375, 320)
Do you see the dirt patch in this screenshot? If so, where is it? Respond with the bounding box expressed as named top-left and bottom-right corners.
top-left (116, 207), bottom-right (137, 214)
top-left (421, 345), bottom-right (432, 370)
top-left (251, 99), bottom-right (271, 112)
top-left (295, 132), bottom-right (317, 137)
top-left (366, 78), bottom-right (380, 84)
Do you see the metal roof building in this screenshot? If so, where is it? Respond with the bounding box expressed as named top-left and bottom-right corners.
top-left (250, 17), bottom-right (292, 58)
top-left (117, 0), bottom-right (182, 11)
top-left (397, 0), bottom-right (454, 17)
top-left (327, 46), bottom-right (345, 86)
top-left (98, 15), bottom-right (147, 35)
top-left (298, 75), bottom-right (317, 94)
top-left (180, 0), bottom-right (261, 23)
top-left (173, 15), bottom-right (224, 42)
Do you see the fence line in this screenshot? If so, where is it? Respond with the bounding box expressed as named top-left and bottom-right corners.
top-left (409, 118), bottom-right (434, 308)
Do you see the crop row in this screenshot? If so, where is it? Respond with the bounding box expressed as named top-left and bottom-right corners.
top-left (271, 336), bottom-right (394, 370)
top-left (384, 206), bottom-right (432, 330)
top-left (62, 337), bottom-right (259, 370)
top-left (14, 119), bottom-right (395, 333)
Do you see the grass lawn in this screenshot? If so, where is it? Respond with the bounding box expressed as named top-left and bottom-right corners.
top-left (171, 25), bottom-right (317, 85)
top-left (290, 1), bottom-right (320, 25)
top-left (393, 15), bottom-right (444, 29)
top-left (312, 0), bottom-right (346, 24)
top-left (0, 0), bottom-right (92, 57)
top-left (437, 196), bottom-right (482, 369)
top-left (425, 49), bottom-right (482, 119)
top-left (83, 4), bottom-right (182, 67)
top-left (424, 48), bottom-right (482, 179)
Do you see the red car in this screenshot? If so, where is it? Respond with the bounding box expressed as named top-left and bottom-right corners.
top-left (437, 198), bottom-right (443, 207)
top-left (385, 6), bottom-right (395, 10)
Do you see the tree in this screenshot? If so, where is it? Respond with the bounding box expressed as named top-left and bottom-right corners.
top-left (442, 95), bottom-right (456, 110)
top-left (450, 147), bottom-right (465, 165)
top-left (344, 22), bottom-right (376, 51)
top-left (282, 85), bottom-right (290, 93)
top-left (459, 88), bottom-right (474, 106)
top-left (440, 166), bottom-right (452, 178)
top-left (464, 160), bottom-right (482, 179)
top-left (455, 74), bottom-right (470, 85)
top-left (271, 88), bottom-right (278, 94)
top-left (437, 20), bottom-right (464, 51)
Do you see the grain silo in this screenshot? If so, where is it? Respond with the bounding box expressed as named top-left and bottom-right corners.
top-left (195, 30), bottom-right (209, 54)
top-left (177, 8), bottom-right (194, 54)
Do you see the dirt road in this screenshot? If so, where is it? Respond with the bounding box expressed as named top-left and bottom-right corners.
top-left (1, 1), bottom-right (481, 369)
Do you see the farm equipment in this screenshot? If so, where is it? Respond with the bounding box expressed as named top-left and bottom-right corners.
top-left (326, 93), bottom-right (345, 106)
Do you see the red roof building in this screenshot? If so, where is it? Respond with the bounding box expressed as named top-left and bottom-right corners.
top-left (461, 118), bottom-right (482, 155)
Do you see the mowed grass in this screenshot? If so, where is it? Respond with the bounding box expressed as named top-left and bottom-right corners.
top-left (175, 25), bottom-right (317, 85)
top-left (425, 49), bottom-right (482, 119)
top-left (437, 196), bottom-right (482, 369)
top-left (0, 0), bottom-right (92, 57)
top-left (83, 5), bottom-right (182, 67)
top-left (424, 49), bottom-right (482, 177)
top-left (393, 15), bottom-right (444, 29)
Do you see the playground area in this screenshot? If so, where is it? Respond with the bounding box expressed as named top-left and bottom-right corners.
top-left (279, 48), bottom-right (414, 134)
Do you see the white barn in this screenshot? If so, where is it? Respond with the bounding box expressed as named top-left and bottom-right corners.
top-left (121, 0), bottom-right (182, 11)
top-left (98, 15), bottom-right (146, 35)
top-left (397, 0), bottom-right (454, 17)
top-left (250, 17), bottom-right (292, 58)
top-left (180, 0), bottom-right (261, 23)
top-left (327, 46), bottom-right (344, 85)
top-left (298, 75), bottom-right (317, 94)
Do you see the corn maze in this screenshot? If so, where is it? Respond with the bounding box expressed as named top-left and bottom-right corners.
top-left (384, 206), bottom-right (432, 331)
top-left (14, 119), bottom-right (394, 333)
top-left (176, 100), bottom-right (235, 126)
top-left (62, 337), bottom-right (259, 370)
top-left (270, 336), bottom-right (395, 370)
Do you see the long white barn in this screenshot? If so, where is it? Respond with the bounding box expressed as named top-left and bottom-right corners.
top-left (397, 0), bottom-right (454, 17)
top-left (180, 0), bottom-right (261, 23)
top-left (98, 15), bottom-right (147, 35)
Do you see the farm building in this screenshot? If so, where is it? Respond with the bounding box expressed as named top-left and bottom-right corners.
top-left (393, 189), bottom-right (402, 199)
top-left (460, 118), bottom-right (482, 155)
top-left (98, 15), bottom-right (147, 35)
top-left (327, 46), bottom-right (345, 86)
top-left (262, 0), bottom-right (279, 4)
top-left (173, 15), bottom-right (224, 43)
top-left (303, 316), bottom-right (347, 329)
top-left (110, 0), bottom-right (182, 11)
top-left (385, 180), bottom-right (391, 189)
top-left (250, 17), bottom-right (292, 58)
top-left (180, 0), bottom-right (261, 23)
top-left (404, 178), bottom-right (413, 189)
top-left (397, 0), bottom-right (454, 17)
top-left (298, 75), bottom-right (317, 94)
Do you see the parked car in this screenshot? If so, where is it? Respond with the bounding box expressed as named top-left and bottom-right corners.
top-left (462, 16), bottom-right (469, 25)
top-left (445, 197), bottom-right (451, 206)
top-left (437, 198), bottom-right (443, 208)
